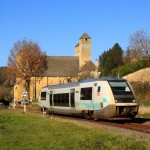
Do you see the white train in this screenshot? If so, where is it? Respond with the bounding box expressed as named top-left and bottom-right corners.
top-left (38, 77), bottom-right (139, 119)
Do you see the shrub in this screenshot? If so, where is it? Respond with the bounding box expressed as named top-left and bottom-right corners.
top-left (130, 82), bottom-right (150, 105)
top-left (111, 59), bottom-right (150, 77)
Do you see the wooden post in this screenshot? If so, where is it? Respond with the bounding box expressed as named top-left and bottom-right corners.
top-left (43, 105), bottom-right (46, 117)
top-left (24, 104), bottom-right (26, 113)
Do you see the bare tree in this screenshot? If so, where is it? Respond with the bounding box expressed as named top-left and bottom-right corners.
top-left (7, 39), bottom-right (47, 100)
top-left (128, 29), bottom-right (150, 59)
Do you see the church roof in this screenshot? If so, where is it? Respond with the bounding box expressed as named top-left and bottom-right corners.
top-left (80, 33), bottom-right (91, 39)
top-left (75, 43), bottom-right (79, 47)
top-left (79, 60), bottom-right (96, 72)
top-left (42, 56), bottom-right (79, 77)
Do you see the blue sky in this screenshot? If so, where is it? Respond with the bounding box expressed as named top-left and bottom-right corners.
top-left (0, 0), bottom-right (150, 67)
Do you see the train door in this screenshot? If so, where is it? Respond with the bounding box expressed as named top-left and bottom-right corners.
top-left (92, 83), bottom-right (101, 110)
top-left (39, 91), bottom-right (47, 108)
top-left (49, 91), bottom-right (53, 107)
top-left (70, 89), bottom-right (75, 107)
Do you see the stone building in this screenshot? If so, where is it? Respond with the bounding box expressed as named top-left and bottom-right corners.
top-left (14, 33), bottom-right (100, 101)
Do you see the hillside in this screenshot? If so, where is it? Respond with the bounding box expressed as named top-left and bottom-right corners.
top-left (122, 67), bottom-right (150, 106)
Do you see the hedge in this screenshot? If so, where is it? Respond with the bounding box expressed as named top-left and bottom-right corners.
top-left (111, 59), bottom-right (150, 77)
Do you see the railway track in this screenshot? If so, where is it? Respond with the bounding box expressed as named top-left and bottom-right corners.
top-left (91, 119), bottom-right (150, 134)
top-left (15, 105), bottom-right (150, 134)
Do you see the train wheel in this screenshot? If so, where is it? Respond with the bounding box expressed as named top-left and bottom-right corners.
top-left (45, 109), bottom-right (50, 115)
top-left (82, 111), bottom-right (93, 120)
top-left (49, 111), bottom-right (54, 117)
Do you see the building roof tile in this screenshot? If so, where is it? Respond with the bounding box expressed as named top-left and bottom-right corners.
top-left (42, 56), bottom-right (79, 77)
top-left (80, 33), bottom-right (91, 39)
top-left (79, 60), bottom-right (96, 72)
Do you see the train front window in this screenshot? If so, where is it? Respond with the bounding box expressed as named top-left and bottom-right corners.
top-left (108, 81), bottom-right (132, 95)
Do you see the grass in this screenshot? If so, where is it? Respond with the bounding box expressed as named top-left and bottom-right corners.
top-left (138, 113), bottom-right (150, 118)
top-left (29, 103), bottom-right (39, 109)
top-left (139, 101), bottom-right (150, 106)
top-left (130, 82), bottom-right (150, 106)
top-left (142, 113), bottom-right (150, 118)
top-left (0, 109), bottom-right (150, 150)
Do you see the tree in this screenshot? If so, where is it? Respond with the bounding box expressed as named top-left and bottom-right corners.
top-left (123, 48), bottom-right (132, 64)
top-left (111, 43), bottom-right (123, 68)
top-left (0, 67), bottom-right (13, 101)
top-left (127, 29), bottom-right (150, 61)
top-left (99, 50), bottom-right (110, 76)
top-left (99, 43), bottom-right (123, 76)
top-left (0, 67), bottom-right (6, 86)
top-left (7, 39), bottom-right (47, 100)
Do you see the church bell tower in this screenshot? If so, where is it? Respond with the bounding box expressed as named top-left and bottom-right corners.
top-left (75, 33), bottom-right (91, 68)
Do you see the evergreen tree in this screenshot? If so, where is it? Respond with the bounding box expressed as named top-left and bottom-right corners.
top-left (99, 43), bottom-right (123, 76)
top-left (111, 43), bottom-right (123, 68)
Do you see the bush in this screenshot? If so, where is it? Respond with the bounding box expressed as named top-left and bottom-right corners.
top-left (111, 59), bottom-right (150, 77)
top-left (0, 99), bottom-right (10, 106)
top-left (130, 82), bottom-right (150, 105)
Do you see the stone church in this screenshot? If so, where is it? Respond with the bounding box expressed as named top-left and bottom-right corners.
top-left (14, 33), bottom-right (100, 101)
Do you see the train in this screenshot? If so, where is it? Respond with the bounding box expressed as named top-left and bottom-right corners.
top-left (38, 77), bottom-right (139, 119)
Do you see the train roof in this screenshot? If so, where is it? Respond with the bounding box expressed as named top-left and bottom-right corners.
top-left (41, 77), bottom-right (126, 90)
top-left (79, 77), bottom-right (126, 82)
top-left (99, 76), bottom-right (126, 81)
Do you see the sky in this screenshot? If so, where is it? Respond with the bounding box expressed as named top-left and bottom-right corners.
top-left (0, 0), bottom-right (150, 67)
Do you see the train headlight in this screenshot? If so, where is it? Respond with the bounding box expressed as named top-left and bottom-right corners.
top-left (133, 100), bottom-right (136, 102)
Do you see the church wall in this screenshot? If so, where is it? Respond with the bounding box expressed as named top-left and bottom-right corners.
top-left (75, 45), bottom-right (79, 57)
top-left (14, 76), bottom-right (77, 101)
top-left (13, 33), bottom-right (94, 102)
top-left (14, 79), bottom-right (26, 101)
top-left (30, 76), bottom-right (77, 100)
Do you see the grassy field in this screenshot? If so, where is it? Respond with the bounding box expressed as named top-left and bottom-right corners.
top-left (0, 109), bottom-right (150, 150)
top-left (138, 113), bottom-right (150, 118)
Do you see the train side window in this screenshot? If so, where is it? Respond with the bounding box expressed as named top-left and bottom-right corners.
top-left (53, 93), bottom-right (69, 107)
top-left (98, 86), bottom-right (101, 92)
top-left (80, 87), bottom-right (92, 100)
top-left (41, 92), bottom-right (46, 100)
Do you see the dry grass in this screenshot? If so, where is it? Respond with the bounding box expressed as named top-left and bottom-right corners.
top-left (131, 82), bottom-right (150, 105)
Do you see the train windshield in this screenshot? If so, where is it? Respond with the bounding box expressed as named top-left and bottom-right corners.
top-left (108, 81), bottom-right (133, 95)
